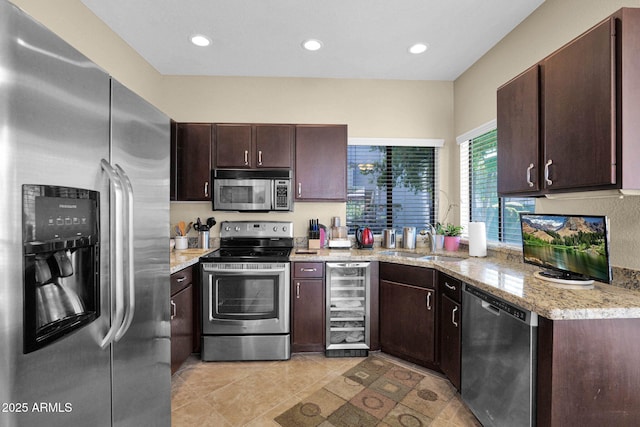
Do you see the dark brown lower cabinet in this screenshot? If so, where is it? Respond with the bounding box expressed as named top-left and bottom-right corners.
top-left (537, 316), bottom-right (640, 426)
top-left (291, 262), bottom-right (325, 352)
top-left (170, 283), bottom-right (193, 374)
top-left (439, 294), bottom-right (461, 390)
top-left (379, 263), bottom-right (437, 368)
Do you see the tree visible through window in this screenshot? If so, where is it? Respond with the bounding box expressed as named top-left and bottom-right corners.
top-left (460, 129), bottom-right (534, 244)
top-left (347, 145), bottom-right (438, 234)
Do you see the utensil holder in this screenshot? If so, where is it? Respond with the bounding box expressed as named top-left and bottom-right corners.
top-left (174, 236), bottom-right (188, 250)
top-left (198, 231), bottom-right (210, 249)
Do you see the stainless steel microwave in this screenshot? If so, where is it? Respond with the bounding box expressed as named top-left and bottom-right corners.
top-left (212, 169), bottom-right (292, 212)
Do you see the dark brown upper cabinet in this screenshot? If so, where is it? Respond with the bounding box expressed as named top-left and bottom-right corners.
top-left (497, 65), bottom-right (541, 195)
top-left (295, 124), bottom-right (347, 202)
top-left (497, 8), bottom-right (640, 197)
top-left (214, 124), bottom-right (293, 169)
top-left (172, 123), bottom-right (212, 201)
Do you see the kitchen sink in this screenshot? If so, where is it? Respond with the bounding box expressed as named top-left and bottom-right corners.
top-left (419, 255), bottom-right (465, 262)
top-left (379, 251), bottom-right (465, 262)
top-left (379, 251), bottom-right (426, 258)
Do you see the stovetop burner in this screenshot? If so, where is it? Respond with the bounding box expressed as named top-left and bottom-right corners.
top-left (200, 220), bottom-right (294, 263)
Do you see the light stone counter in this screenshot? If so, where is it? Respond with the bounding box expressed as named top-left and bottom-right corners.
top-left (170, 248), bottom-right (216, 274)
top-left (290, 247), bottom-right (640, 320)
top-left (169, 246), bottom-right (640, 320)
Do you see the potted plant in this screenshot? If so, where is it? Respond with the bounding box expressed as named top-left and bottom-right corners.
top-left (443, 223), bottom-right (463, 252)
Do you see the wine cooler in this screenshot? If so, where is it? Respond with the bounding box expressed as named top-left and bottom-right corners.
top-left (325, 262), bottom-right (370, 357)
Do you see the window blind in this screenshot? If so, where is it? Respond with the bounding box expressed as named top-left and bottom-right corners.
top-left (460, 129), bottom-right (534, 244)
top-left (347, 145), bottom-right (439, 234)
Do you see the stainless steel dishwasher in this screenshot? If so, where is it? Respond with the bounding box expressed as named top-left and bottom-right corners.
top-left (461, 283), bottom-right (538, 427)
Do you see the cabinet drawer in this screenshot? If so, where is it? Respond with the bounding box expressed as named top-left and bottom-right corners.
top-left (171, 265), bottom-right (193, 295)
top-left (293, 262), bottom-right (324, 278)
top-left (439, 273), bottom-right (462, 303)
top-left (380, 262), bottom-right (435, 289)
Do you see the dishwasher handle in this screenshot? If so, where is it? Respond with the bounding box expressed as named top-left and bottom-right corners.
top-left (481, 301), bottom-right (501, 316)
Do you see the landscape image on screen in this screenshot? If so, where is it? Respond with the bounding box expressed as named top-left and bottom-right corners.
top-left (520, 214), bottom-right (611, 283)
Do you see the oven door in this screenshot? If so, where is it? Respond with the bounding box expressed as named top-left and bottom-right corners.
top-left (202, 262), bottom-right (290, 334)
top-left (213, 178), bottom-right (273, 211)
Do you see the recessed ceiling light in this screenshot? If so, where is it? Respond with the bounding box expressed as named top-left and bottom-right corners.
top-left (408, 43), bottom-right (429, 54)
top-left (302, 39), bottom-right (323, 51)
top-left (190, 34), bottom-right (211, 47)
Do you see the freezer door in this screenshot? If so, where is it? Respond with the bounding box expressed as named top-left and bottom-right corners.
top-left (109, 79), bottom-right (171, 427)
top-left (0, 1), bottom-right (112, 426)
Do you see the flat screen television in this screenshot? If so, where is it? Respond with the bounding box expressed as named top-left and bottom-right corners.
top-left (520, 213), bottom-right (612, 286)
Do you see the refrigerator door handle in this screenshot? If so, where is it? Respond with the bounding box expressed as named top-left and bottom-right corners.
top-left (114, 164), bottom-right (135, 341)
top-left (100, 159), bottom-right (126, 349)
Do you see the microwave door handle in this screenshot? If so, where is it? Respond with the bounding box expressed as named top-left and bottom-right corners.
top-left (114, 164), bottom-right (135, 342)
top-left (99, 159), bottom-right (126, 349)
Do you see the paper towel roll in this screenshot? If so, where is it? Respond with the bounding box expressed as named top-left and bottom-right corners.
top-left (468, 222), bottom-right (487, 257)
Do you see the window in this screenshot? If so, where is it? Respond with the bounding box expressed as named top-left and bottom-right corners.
top-left (459, 127), bottom-right (534, 244)
top-left (347, 141), bottom-right (440, 234)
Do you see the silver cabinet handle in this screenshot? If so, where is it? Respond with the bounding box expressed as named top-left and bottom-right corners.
top-left (258, 150), bottom-right (263, 166)
top-left (426, 291), bottom-right (432, 311)
top-left (300, 268), bottom-right (317, 272)
top-left (244, 150), bottom-right (249, 165)
top-left (170, 300), bottom-right (176, 320)
top-left (176, 276), bottom-right (186, 283)
top-left (204, 181), bottom-right (209, 197)
top-left (100, 159), bottom-right (126, 349)
top-left (296, 282), bottom-right (300, 299)
top-left (452, 306), bottom-right (459, 327)
top-left (544, 159), bottom-right (553, 186)
top-left (297, 182), bottom-right (302, 197)
top-left (445, 282), bottom-right (456, 291)
top-left (526, 163), bottom-right (535, 188)
top-left (114, 164), bottom-right (135, 342)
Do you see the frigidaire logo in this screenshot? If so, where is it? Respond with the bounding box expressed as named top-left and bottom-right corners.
top-left (58, 204), bottom-right (77, 209)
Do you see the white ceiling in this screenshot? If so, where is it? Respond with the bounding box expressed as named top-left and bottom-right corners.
top-left (80, 0), bottom-right (544, 81)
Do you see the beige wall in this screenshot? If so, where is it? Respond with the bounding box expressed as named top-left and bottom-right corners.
top-left (11, 0), bottom-right (640, 269)
top-left (454, 0), bottom-right (640, 270)
top-left (9, 0), bottom-right (455, 240)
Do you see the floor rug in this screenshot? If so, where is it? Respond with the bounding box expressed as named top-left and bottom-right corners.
top-left (275, 355), bottom-right (457, 427)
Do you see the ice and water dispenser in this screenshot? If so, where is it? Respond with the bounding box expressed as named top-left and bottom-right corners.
top-left (22, 185), bottom-right (100, 353)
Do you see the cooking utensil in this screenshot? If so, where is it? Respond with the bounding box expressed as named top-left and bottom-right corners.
top-left (184, 221), bottom-right (193, 235)
top-left (178, 221), bottom-right (186, 236)
top-left (174, 225), bottom-right (182, 236)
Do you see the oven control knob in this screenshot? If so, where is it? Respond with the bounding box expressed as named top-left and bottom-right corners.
top-left (282, 226), bottom-right (288, 232)
top-left (273, 226), bottom-right (278, 232)
top-left (234, 226), bottom-right (241, 232)
top-left (224, 226), bottom-right (231, 232)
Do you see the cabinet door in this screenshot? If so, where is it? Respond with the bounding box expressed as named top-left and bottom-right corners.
top-left (176, 123), bottom-right (212, 201)
top-left (255, 125), bottom-right (293, 168)
top-left (380, 280), bottom-right (436, 365)
top-left (170, 284), bottom-right (193, 374)
top-left (292, 279), bottom-right (324, 352)
top-left (497, 65), bottom-right (541, 195)
top-left (215, 124), bottom-right (253, 168)
top-left (543, 18), bottom-right (616, 191)
top-left (295, 125), bottom-right (347, 201)
top-left (440, 294), bottom-right (461, 390)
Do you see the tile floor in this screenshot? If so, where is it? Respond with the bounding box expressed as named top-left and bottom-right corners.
top-left (171, 352), bottom-right (481, 426)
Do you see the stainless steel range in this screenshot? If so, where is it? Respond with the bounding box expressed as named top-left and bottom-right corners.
top-left (200, 221), bottom-right (293, 361)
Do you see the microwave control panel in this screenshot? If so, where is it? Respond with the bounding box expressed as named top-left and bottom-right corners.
top-left (274, 180), bottom-right (291, 210)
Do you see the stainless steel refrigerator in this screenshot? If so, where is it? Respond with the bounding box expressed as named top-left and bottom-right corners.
top-left (0, 1), bottom-right (171, 426)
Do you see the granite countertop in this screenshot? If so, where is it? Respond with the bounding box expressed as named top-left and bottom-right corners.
top-left (171, 245), bottom-right (640, 321)
top-left (170, 248), bottom-right (216, 273)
